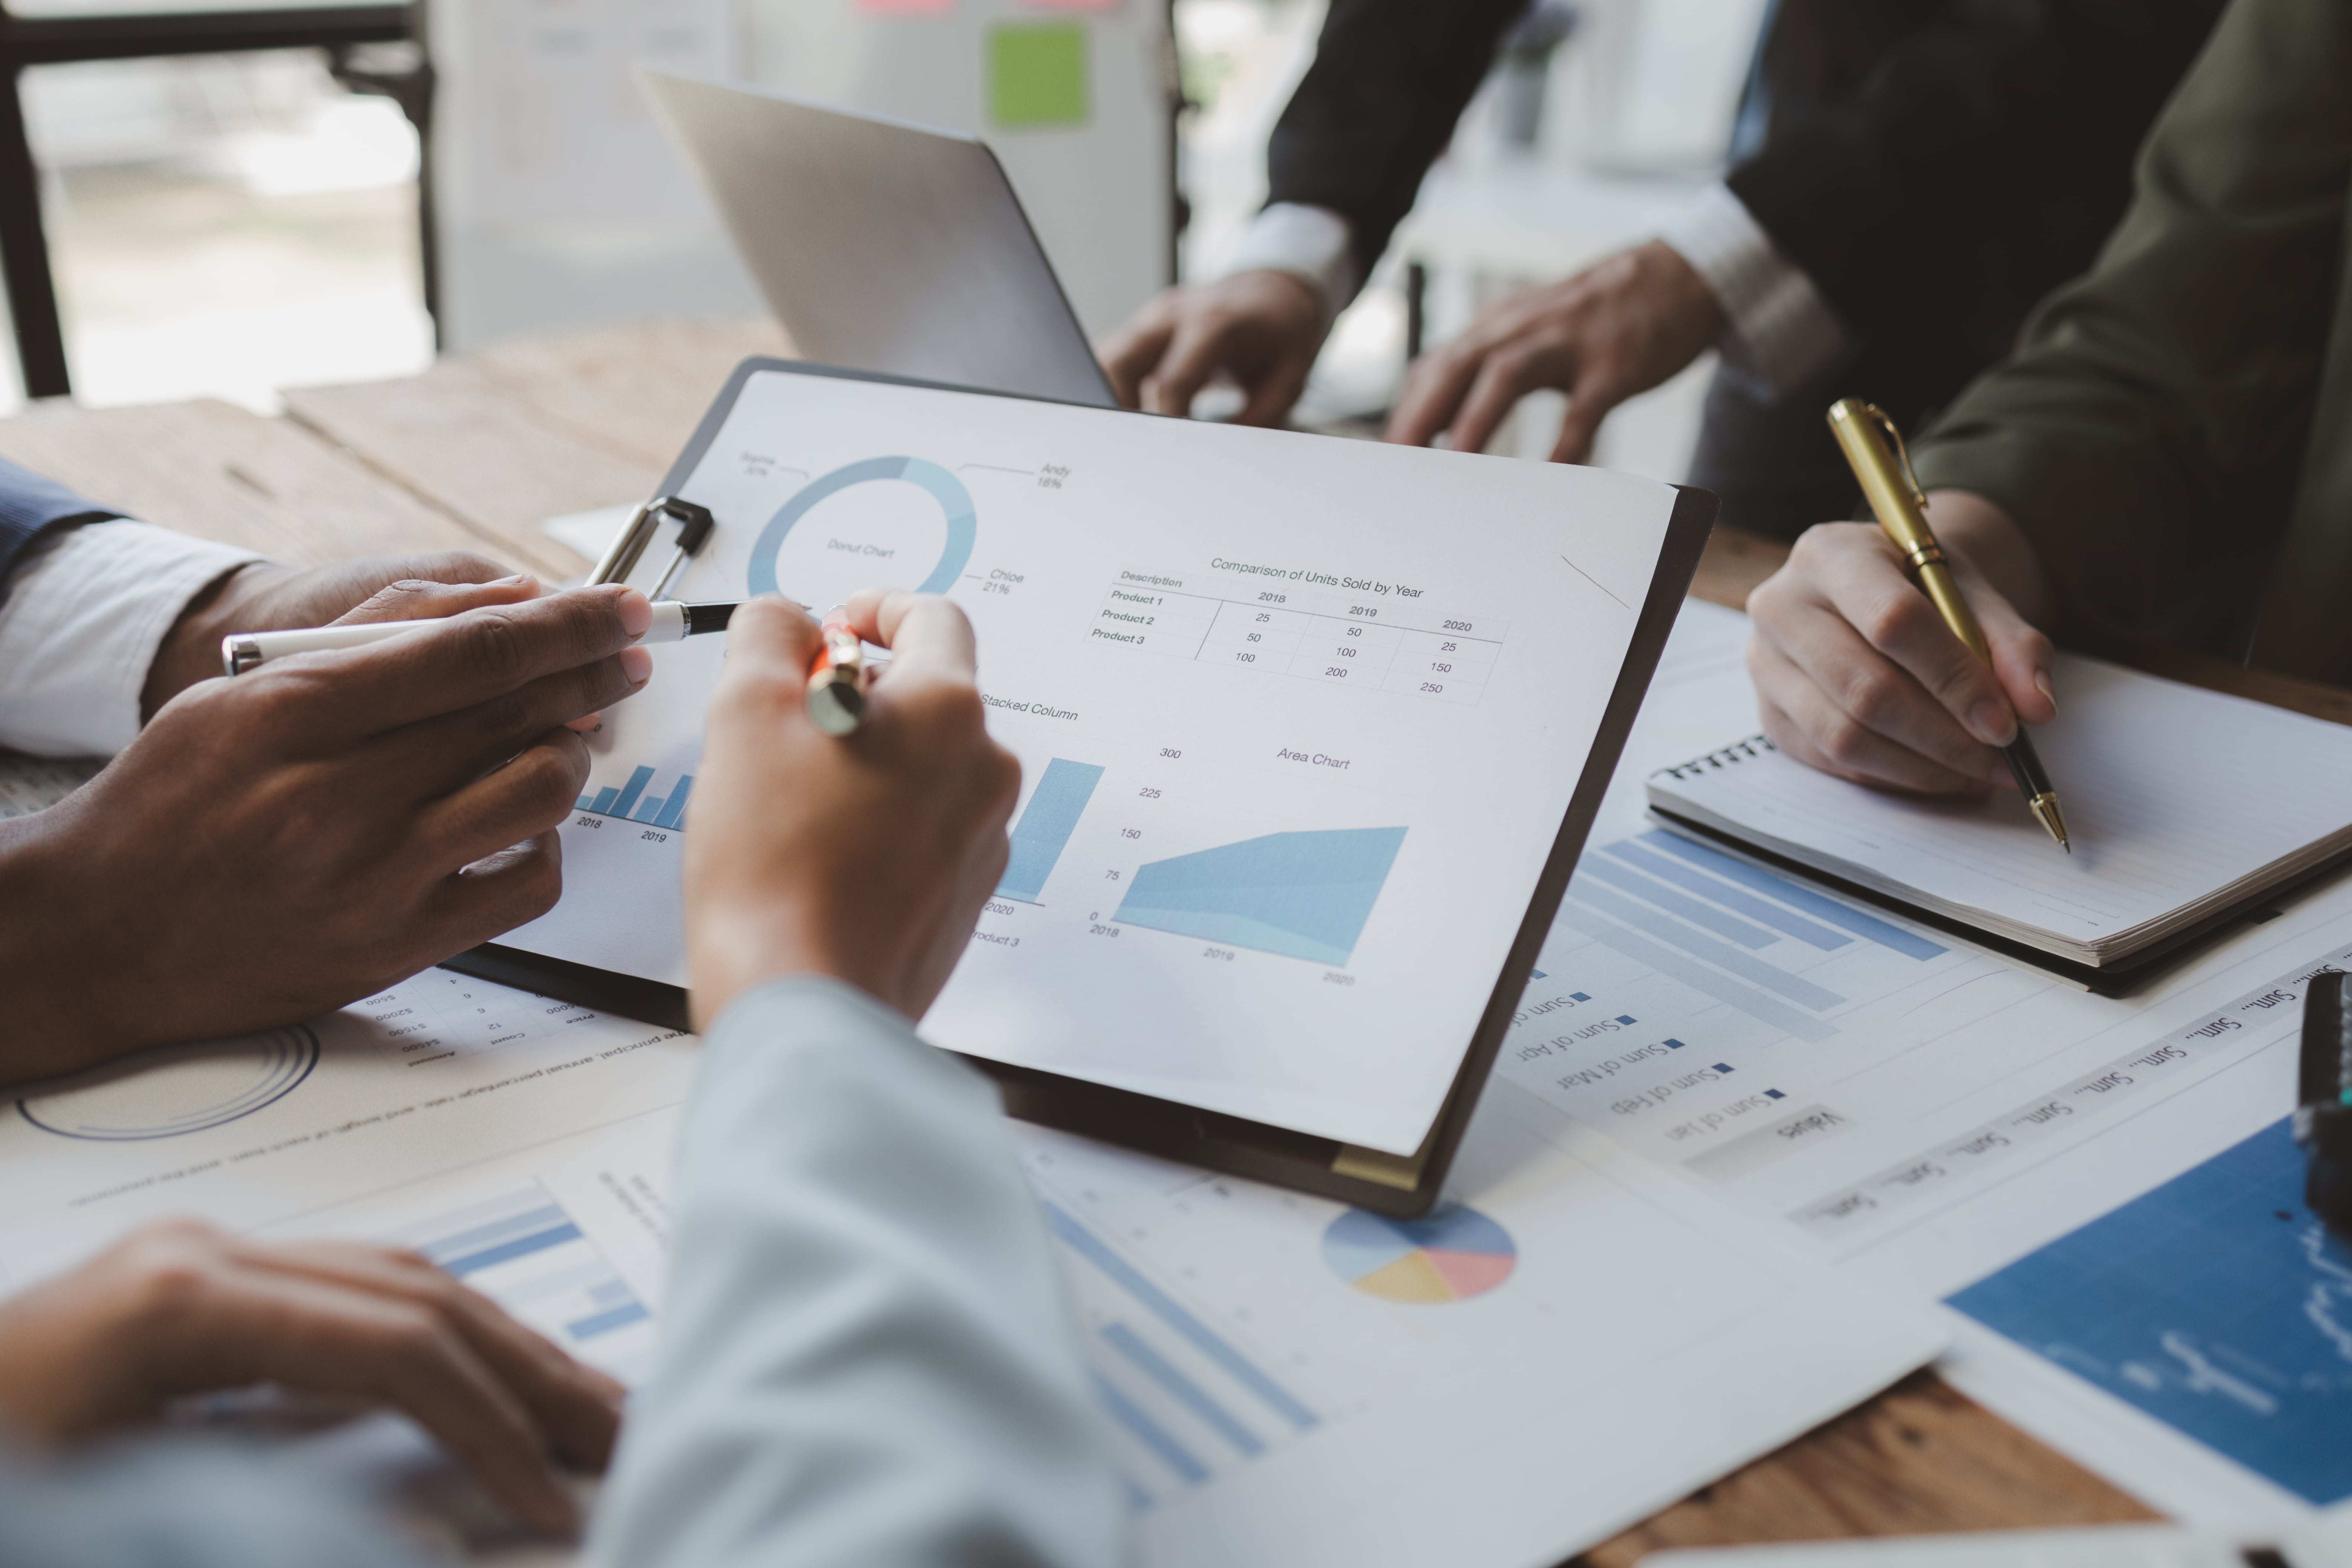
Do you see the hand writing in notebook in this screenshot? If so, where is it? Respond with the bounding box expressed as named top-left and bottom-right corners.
top-left (1748, 492), bottom-right (2058, 796)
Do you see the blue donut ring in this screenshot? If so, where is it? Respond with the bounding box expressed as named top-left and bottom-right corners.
top-left (745, 456), bottom-right (977, 598)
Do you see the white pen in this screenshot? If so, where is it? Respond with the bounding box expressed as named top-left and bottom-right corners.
top-left (220, 600), bottom-right (741, 676)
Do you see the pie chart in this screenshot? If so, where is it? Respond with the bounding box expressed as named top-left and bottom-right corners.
top-left (1321, 1204), bottom-right (1517, 1303)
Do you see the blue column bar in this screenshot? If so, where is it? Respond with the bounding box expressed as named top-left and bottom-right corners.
top-left (632, 795), bottom-right (666, 823)
top-left (654, 774), bottom-right (695, 829)
top-left (609, 766), bottom-right (656, 821)
top-left (588, 786), bottom-right (619, 815)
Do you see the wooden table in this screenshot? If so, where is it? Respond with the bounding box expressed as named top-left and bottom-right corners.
top-left (0, 318), bottom-right (2194, 1561)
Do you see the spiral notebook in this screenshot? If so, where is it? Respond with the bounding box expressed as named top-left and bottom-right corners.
top-left (1642, 654), bottom-right (2352, 987)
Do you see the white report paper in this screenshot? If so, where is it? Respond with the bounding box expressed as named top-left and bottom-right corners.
top-left (504, 366), bottom-right (1685, 1154)
top-left (0, 962), bottom-right (1939, 1568)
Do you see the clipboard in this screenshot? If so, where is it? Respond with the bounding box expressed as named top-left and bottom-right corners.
top-left (449, 358), bottom-right (1717, 1216)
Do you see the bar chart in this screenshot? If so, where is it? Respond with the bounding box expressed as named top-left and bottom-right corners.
top-left (576, 764), bottom-right (695, 830)
top-left (998, 759), bottom-right (1105, 902)
top-left (402, 1185), bottom-right (657, 1378)
top-left (1043, 1199), bottom-right (1318, 1506)
top-left (1113, 827), bottom-right (1407, 966)
top-left (1552, 829), bottom-right (1946, 1041)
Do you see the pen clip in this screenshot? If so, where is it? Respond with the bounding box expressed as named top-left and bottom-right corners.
top-left (1862, 403), bottom-right (1931, 514)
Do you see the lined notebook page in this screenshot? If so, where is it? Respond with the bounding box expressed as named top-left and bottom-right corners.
top-left (1646, 655), bottom-right (2352, 948)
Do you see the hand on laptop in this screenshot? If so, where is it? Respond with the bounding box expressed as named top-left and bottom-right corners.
top-left (685, 590), bottom-right (1020, 1027)
top-left (0, 585), bottom-right (653, 1082)
top-left (1099, 271), bottom-right (1326, 426)
top-left (1747, 493), bottom-right (2058, 794)
top-left (0, 1219), bottom-right (622, 1535)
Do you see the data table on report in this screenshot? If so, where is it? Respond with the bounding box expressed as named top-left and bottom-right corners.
top-left (1092, 567), bottom-right (1505, 705)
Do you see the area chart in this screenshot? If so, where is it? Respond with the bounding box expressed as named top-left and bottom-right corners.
top-left (1113, 826), bottom-right (1406, 966)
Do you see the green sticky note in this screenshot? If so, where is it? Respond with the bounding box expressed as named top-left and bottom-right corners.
top-left (988, 21), bottom-right (1089, 128)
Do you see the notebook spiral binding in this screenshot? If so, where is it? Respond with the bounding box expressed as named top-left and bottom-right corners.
top-left (1655, 733), bottom-right (1778, 781)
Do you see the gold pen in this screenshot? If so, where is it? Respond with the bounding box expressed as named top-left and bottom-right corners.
top-left (1825, 398), bottom-right (2070, 851)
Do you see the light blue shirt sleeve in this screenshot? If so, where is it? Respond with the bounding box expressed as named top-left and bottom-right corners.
top-left (589, 975), bottom-right (1124, 1568)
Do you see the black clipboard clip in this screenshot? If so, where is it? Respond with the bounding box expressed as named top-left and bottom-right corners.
top-left (588, 496), bottom-right (716, 599)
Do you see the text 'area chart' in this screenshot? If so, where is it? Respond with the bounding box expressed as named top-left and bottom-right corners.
top-left (1093, 567), bottom-right (1504, 704)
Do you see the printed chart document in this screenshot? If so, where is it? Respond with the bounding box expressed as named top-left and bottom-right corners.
top-left (501, 364), bottom-right (1692, 1156)
top-left (1505, 599), bottom-right (2352, 1518)
top-left (1644, 656), bottom-right (2352, 968)
top-left (0, 963), bottom-right (1937, 1568)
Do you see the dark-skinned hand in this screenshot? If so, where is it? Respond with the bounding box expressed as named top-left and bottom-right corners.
top-left (0, 582), bottom-right (654, 1081)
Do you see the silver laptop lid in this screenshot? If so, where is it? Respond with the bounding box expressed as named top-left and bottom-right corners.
top-left (639, 68), bottom-right (1117, 408)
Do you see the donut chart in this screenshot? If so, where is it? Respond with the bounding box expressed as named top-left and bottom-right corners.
top-left (745, 456), bottom-right (977, 599)
top-left (18, 1024), bottom-right (319, 1141)
top-left (1321, 1204), bottom-right (1517, 1303)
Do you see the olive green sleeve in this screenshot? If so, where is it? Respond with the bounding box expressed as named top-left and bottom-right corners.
top-left (1911, 0), bottom-right (2352, 662)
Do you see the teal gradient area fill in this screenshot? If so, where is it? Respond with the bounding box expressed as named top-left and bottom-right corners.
top-left (1113, 827), bottom-right (1407, 965)
top-left (998, 758), bottom-right (1105, 900)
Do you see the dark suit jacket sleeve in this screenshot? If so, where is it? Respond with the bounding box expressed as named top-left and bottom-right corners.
top-left (0, 455), bottom-right (122, 598)
top-left (1727, 0), bottom-right (2222, 366)
top-left (1265, 0), bottom-right (1529, 284)
top-left (1911, 0), bottom-right (2352, 672)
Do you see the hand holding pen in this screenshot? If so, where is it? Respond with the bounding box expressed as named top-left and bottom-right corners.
top-left (1744, 415), bottom-right (2064, 810)
top-left (1823, 401), bottom-right (2067, 848)
top-left (227, 594), bottom-right (873, 738)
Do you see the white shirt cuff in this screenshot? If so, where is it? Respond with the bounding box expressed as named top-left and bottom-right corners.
top-left (1219, 202), bottom-right (1360, 326)
top-left (1658, 184), bottom-right (1852, 398)
top-left (0, 521), bottom-right (266, 757)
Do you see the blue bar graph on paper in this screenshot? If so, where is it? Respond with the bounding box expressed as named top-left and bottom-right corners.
top-left (1102, 1323), bottom-right (1264, 1456)
top-left (1044, 1202), bottom-right (1317, 1430)
top-left (1554, 900), bottom-right (1837, 1043)
top-left (1600, 841), bottom-right (1851, 951)
top-left (1113, 827), bottom-right (1406, 966)
top-left (1092, 1372), bottom-right (1208, 1484)
top-left (567, 1302), bottom-right (652, 1340)
top-left (609, 766), bottom-right (655, 821)
top-left (1577, 855), bottom-right (1781, 949)
top-left (577, 768), bottom-right (696, 829)
top-left (998, 759), bottom-right (1106, 901)
top-left (404, 1189), bottom-right (654, 1361)
top-left (436, 1222), bottom-right (583, 1278)
top-left (1568, 875), bottom-right (1847, 1011)
top-left (1640, 830), bottom-right (1946, 960)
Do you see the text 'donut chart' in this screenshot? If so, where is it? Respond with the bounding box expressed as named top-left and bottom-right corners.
top-left (1090, 568), bottom-right (1505, 705)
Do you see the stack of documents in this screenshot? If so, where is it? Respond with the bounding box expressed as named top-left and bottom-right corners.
top-left (1645, 655), bottom-right (2352, 972)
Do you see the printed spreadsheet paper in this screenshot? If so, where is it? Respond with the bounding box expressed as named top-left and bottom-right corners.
top-left (0, 959), bottom-right (1939, 1568)
top-left (502, 367), bottom-right (1686, 1155)
top-left (1519, 600), bottom-right (2352, 1518)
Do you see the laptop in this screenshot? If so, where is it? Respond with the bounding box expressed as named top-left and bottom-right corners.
top-left (638, 67), bottom-right (1119, 408)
